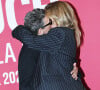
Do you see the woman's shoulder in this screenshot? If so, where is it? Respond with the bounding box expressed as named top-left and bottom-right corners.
top-left (49, 27), bottom-right (74, 35)
top-left (49, 27), bottom-right (65, 35)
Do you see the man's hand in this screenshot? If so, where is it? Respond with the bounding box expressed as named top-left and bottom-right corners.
top-left (70, 63), bottom-right (78, 80)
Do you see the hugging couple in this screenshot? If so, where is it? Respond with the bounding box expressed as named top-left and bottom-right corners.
top-left (12, 1), bottom-right (86, 90)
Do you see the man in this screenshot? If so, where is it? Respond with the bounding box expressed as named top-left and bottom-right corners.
top-left (12, 9), bottom-right (79, 90)
top-left (16, 9), bottom-right (45, 90)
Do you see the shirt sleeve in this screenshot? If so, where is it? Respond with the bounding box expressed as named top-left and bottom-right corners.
top-left (12, 25), bottom-right (65, 51)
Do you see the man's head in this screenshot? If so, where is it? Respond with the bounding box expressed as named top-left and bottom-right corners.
top-left (24, 9), bottom-right (52, 35)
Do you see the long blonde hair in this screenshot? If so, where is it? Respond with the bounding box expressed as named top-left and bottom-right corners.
top-left (45, 1), bottom-right (81, 47)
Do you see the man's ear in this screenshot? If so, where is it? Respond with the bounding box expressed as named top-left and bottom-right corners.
top-left (38, 28), bottom-right (44, 35)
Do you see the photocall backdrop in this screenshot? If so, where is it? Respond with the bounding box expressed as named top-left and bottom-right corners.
top-left (0, 0), bottom-right (100, 90)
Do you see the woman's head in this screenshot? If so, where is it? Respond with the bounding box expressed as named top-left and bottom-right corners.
top-left (45, 1), bottom-right (81, 47)
top-left (45, 1), bottom-right (74, 28)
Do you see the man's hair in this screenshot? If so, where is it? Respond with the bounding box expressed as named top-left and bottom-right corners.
top-left (24, 9), bottom-right (45, 34)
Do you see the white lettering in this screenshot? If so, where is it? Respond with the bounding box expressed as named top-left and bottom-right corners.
top-left (21, 0), bottom-right (30, 5)
top-left (0, 0), bottom-right (4, 34)
top-left (6, 0), bottom-right (17, 30)
top-left (5, 43), bottom-right (16, 63)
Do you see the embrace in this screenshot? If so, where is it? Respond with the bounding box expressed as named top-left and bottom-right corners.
top-left (12, 1), bottom-right (86, 90)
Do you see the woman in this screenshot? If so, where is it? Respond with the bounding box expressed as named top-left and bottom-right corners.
top-left (43, 1), bottom-right (85, 89)
top-left (12, 1), bottom-right (85, 90)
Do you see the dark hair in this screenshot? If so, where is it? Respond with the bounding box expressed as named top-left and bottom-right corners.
top-left (24, 9), bottom-right (45, 34)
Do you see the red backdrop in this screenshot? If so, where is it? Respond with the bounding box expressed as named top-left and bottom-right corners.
top-left (0, 0), bottom-right (100, 90)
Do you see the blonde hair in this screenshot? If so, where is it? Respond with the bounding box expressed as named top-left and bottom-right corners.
top-left (45, 1), bottom-right (81, 47)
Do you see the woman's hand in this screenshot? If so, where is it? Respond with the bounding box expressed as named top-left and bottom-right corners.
top-left (70, 63), bottom-right (78, 80)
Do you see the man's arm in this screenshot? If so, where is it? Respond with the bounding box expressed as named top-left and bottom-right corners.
top-left (12, 25), bottom-right (65, 51)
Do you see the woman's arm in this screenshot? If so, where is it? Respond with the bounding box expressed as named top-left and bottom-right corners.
top-left (12, 25), bottom-right (65, 51)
